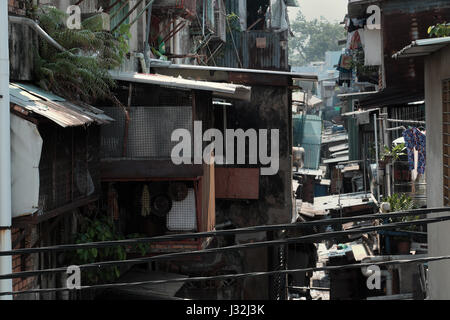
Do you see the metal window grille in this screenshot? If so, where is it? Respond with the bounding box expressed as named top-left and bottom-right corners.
top-left (101, 106), bottom-right (192, 159)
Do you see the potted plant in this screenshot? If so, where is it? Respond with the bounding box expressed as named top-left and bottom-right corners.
top-left (379, 143), bottom-right (406, 169)
top-left (383, 193), bottom-right (418, 254)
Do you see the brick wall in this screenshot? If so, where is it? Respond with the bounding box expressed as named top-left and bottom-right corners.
top-left (11, 227), bottom-right (39, 300)
top-left (8, 0), bottom-right (28, 16)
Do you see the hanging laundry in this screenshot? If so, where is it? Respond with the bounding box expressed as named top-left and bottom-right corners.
top-left (349, 30), bottom-right (362, 50)
top-left (402, 127), bottom-right (426, 175)
top-left (337, 54), bottom-right (353, 73)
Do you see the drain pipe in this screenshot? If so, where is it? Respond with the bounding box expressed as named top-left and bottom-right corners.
top-left (0, 1), bottom-right (13, 300)
top-left (8, 15), bottom-right (67, 52)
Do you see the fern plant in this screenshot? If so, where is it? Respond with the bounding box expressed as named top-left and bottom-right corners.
top-left (383, 193), bottom-right (419, 231)
top-left (34, 6), bottom-right (131, 104)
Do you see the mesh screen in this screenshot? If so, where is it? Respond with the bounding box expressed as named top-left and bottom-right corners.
top-left (166, 189), bottom-right (197, 231)
top-left (101, 106), bottom-right (192, 159)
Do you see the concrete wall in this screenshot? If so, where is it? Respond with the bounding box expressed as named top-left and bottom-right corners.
top-left (216, 85), bottom-right (293, 228)
top-left (425, 44), bottom-right (450, 299)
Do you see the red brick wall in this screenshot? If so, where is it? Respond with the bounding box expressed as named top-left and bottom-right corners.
top-left (8, 0), bottom-right (27, 16)
top-left (11, 227), bottom-right (38, 299)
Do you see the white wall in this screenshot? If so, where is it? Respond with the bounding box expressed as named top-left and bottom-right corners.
top-left (425, 44), bottom-right (450, 299)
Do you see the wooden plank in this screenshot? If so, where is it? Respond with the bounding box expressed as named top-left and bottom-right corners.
top-left (228, 72), bottom-right (290, 87)
top-left (101, 160), bottom-right (203, 180)
top-left (215, 167), bottom-right (259, 199)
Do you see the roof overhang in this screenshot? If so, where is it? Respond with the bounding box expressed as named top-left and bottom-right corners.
top-left (152, 63), bottom-right (318, 83)
top-left (9, 83), bottom-right (114, 127)
top-left (110, 71), bottom-right (252, 101)
top-left (358, 87), bottom-right (424, 108)
top-left (337, 91), bottom-right (379, 99)
top-left (341, 108), bottom-right (379, 117)
top-left (392, 37), bottom-right (450, 59)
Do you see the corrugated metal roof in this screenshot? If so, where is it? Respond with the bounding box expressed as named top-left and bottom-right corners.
top-left (10, 83), bottom-right (114, 127)
top-left (109, 71), bottom-right (252, 101)
top-left (392, 37), bottom-right (450, 59)
top-left (329, 143), bottom-right (349, 153)
top-left (313, 192), bottom-right (374, 211)
top-left (323, 155), bottom-right (350, 164)
top-left (157, 63), bottom-right (318, 81)
top-left (321, 133), bottom-right (348, 144)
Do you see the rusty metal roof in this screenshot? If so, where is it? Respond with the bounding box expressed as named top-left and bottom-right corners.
top-left (9, 83), bottom-right (114, 127)
top-left (109, 71), bottom-right (252, 101)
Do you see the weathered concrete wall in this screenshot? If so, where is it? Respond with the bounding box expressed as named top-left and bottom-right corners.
top-left (9, 21), bottom-right (38, 81)
top-left (425, 44), bottom-right (450, 300)
top-left (215, 85), bottom-right (293, 300)
top-left (216, 85), bottom-right (293, 228)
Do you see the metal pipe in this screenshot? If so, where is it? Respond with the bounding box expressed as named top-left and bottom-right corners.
top-left (374, 113), bottom-right (380, 202)
top-left (383, 112), bottom-right (391, 197)
top-left (144, 1), bottom-right (153, 72)
top-left (129, 0), bottom-right (154, 27)
top-left (0, 1), bottom-right (12, 300)
top-left (8, 16), bottom-right (67, 52)
top-left (111, 0), bottom-right (145, 33)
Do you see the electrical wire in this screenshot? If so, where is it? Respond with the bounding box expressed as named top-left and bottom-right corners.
top-left (1, 215), bottom-right (450, 281)
top-left (3, 254), bottom-right (450, 297)
top-left (1, 207), bottom-right (447, 257)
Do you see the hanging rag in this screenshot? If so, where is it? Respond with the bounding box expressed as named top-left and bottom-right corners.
top-left (349, 30), bottom-right (362, 50)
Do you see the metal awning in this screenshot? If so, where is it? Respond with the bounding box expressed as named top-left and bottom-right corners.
top-left (341, 108), bottom-right (379, 117)
top-left (9, 83), bottom-right (114, 127)
top-left (338, 91), bottom-right (379, 98)
top-left (321, 133), bottom-right (348, 144)
top-left (323, 155), bottom-right (350, 164)
top-left (358, 88), bottom-right (424, 108)
top-left (393, 37), bottom-right (450, 59)
top-left (152, 63), bottom-right (318, 81)
top-left (110, 71), bottom-right (252, 101)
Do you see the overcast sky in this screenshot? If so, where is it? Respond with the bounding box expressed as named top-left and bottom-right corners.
top-left (288, 0), bottom-right (348, 23)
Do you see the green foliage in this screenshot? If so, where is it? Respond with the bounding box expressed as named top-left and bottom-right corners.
top-left (384, 193), bottom-right (416, 212)
top-left (34, 6), bottom-right (130, 103)
top-left (227, 12), bottom-right (242, 32)
top-left (383, 194), bottom-right (419, 231)
top-left (428, 23), bottom-right (450, 38)
top-left (289, 11), bottom-right (345, 66)
top-left (69, 216), bottom-right (150, 285)
top-left (70, 215), bottom-right (126, 284)
top-left (381, 143), bottom-right (406, 162)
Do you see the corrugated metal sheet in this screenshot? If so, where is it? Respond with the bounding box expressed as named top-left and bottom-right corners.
top-left (242, 31), bottom-right (288, 71)
top-left (393, 36), bottom-right (450, 59)
top-left (9, 83), bottom-right (114, 127)
top-left (216, 30), bottom-right (289, 70)
top-left (293, 114), bottom-right (322, 170)
top-left (109, 71), bottom-right (252, 100)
